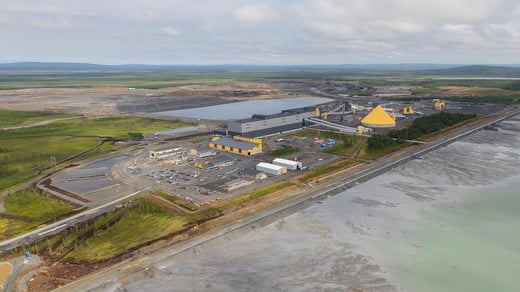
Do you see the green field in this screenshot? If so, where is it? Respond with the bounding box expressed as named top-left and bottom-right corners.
top-left (67, 201), bottom-right (187, 260)
top-left (298, 160), bottom-right (354, 182)
top-left (0, 191), bottom-right (74, 240)
top-left (0, 111), bottom-right (194, 191)
top-left (0, 109), bottom-right (74, 128)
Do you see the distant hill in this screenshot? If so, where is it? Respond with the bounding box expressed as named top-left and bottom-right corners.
top-left (1, 62), bottom-right (519, 77)
top-left (0, 62), bottom-right (459, 72)
top-left (414, 65), bottom-right (520, 77)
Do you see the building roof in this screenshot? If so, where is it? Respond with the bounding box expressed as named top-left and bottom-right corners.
top-left (361, 105), bottom-right (396, 128)
top-left (273, 158), bottom-right (302, 166)
top-left (234, 106), bottom-right (317, 123)
top-left (151, 145), bottom-right (183, 152)
top-left (212, 137), bottom-right (258, 150)
top-left (257, 162), bottom-right (286, 171)
top-left (211, 156), bottom-right (234, 164)
top-left (192, 145), bottom-right (214, 152)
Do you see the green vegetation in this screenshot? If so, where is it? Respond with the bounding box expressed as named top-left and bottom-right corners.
top-left (153, 191), bottom-right (199, 211)
top-left (67, 201), bottom-right (187, 260)
top-left (503, 80), bottom-right (520, 91)
top-left (0, 110), bottom-right (193, 191)
top-left (270, 145), bottom-right (300, 157)
top-left (323, 135), bottom-right (359, 156)
top-left (29, 199), bottom-right (225, 261)
top-left (366, 112), bottom-right (476, 152)
top-left (298, 160), bottom-right (354, 182)
top-left (0, 191), bottom-right (74, 240)
top-left (0, 109), bottom-right (73, 128)
top-left (388, 112), bottom-right (476, 141)
top-left (246, 181), bottom-right (294, 201)
top-left (361, 142), bottom-right (408, 160)
top-left (445, 95), bottom-right (520, 104)
top-left (367, 134), bottom-right (397, 152)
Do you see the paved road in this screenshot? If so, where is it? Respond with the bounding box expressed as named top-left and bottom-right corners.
top-left (55, 107), bottom-right (520, 291)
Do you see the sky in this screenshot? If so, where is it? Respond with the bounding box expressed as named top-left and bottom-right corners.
top-left (1, 0), bottom-right (520, 65)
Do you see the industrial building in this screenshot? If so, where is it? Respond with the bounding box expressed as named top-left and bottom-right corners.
top-left (208, 156), bottom-right (234, 169)
top-left (361, 105), bottom-right (396, 128)
top-left (272, 158), bottom-right (302, 171)
top-left (149, 146), bottom-right (186, 159)
top-left (209, 136), bottom-right (262, 155)
top-left (256, 162), bottom-right (287, 176)
top-left (227, 106), bottom-right (319, 138)
top-left (190, 146), bottom-right (217, 158)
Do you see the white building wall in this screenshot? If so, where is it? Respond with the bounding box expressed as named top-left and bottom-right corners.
top-left (272, 158), bottom-right (302, 170)
top-left (256, 162), bottom-right (286, 176)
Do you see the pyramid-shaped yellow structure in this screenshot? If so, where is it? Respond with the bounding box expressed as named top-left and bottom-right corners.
top-left (361, 105), bottom-right (396, 128)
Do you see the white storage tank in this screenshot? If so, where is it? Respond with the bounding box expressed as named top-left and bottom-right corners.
top-left (272, 158), bottom-right (302, 171)
top-left (256, 162), bottom-right (287, 176)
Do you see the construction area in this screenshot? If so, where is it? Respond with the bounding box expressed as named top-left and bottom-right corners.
top-left (40, 96), bottom-right (502, 210)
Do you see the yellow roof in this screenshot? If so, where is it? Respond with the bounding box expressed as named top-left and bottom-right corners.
top-left (361, 105), bottom-right (396, 128)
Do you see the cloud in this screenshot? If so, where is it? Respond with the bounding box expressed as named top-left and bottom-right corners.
top-left (231, 5), bottom-right (278, 23)
top-left (161, 27), bottom-right (180, 36)
top-left (1, 0), bottom-right (520, 64)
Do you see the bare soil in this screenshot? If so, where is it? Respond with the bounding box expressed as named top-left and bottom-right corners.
top-left (0, 83), bottom-right (290, 116)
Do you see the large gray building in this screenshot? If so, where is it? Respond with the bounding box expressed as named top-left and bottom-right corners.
top-left (227, 106), bottom-right (317, 137)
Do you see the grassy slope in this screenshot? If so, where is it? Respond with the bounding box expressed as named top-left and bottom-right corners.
top-left (0, 191), bottom-right (73, 240)
top-left (0, 109), bottom-right (73, 128)
top-left (67, 201), bottom-right (187, 260)
top-left (0, 112), bottom-right (194, 191)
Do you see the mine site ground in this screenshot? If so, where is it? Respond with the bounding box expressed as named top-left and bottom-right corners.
top-left (0, 76), bottom-right (517, 291)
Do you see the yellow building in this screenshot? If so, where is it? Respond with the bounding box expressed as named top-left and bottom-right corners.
top-left (361, 105), bottom-right (396, 128)
top-left (209, 136), bottom-right (262, 155)
top-left (434, 101), bottom-right (445, 110)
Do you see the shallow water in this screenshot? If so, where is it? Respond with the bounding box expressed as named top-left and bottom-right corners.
top-left (392, 179), bottom-right (520, 292)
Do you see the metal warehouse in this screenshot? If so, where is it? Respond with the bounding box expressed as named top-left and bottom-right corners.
top-left (256, 162), bottom-right (287, 176)
top-left (272, 158), bottom-right (302, 171)
top-left (209, 136), bottom-right (262, 155)
top-left (227, 106), bottom-right (319, 138)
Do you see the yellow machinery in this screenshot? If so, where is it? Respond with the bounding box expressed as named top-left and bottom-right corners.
top-left (403, 106), bottom-right (414, 115)
top-left (194, 161), bottom-right (209, 169)
top-left (434, 101), bottom-right (445, 110)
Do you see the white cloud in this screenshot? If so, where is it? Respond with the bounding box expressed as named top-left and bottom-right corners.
top-left (161, 27), bottom-right (180, 36)
top-left (1, 0), bottom-right (520, 64)
top-left (231, 5), bottom-right (278, 23)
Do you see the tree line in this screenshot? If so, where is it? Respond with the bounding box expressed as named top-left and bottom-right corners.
top-left (367, 112), bottom-right (476, 152)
